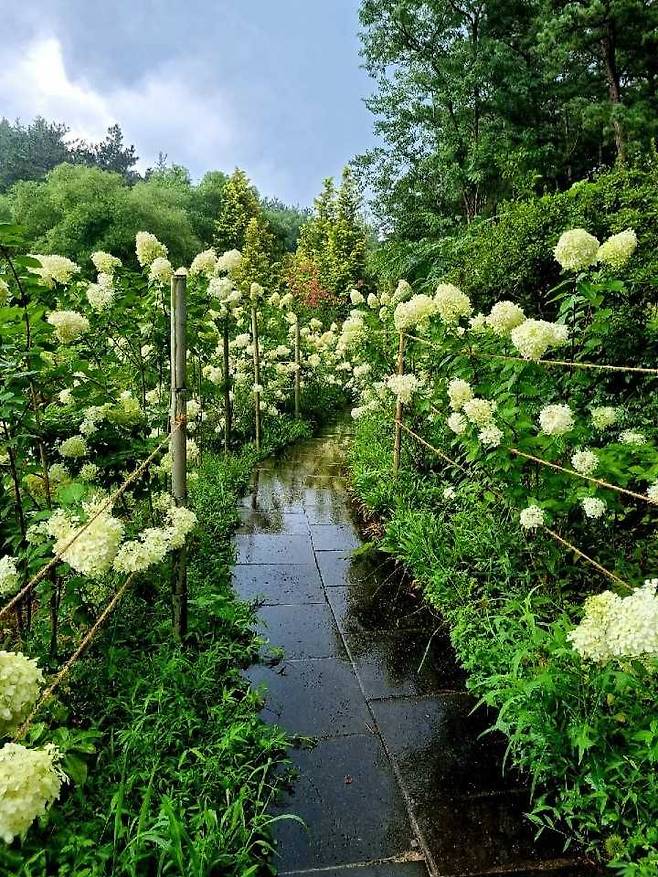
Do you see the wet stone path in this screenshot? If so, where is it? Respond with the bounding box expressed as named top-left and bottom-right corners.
top-left (235, 423), bottom-right (595, 877)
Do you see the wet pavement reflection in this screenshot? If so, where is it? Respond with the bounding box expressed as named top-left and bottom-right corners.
top-left (235, 421), bottom-right (598, 877)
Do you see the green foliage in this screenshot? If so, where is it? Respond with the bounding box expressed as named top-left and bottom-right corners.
top-left (213, 169), bottom-right (261, 253)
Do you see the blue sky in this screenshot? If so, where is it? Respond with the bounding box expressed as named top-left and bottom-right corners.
top-left (1, 1), bottom-right (377, 206)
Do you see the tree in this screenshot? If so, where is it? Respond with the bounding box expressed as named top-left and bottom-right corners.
top-left (71, 123), bottom-right (139, 180)
top-left (213, 168), bottom-right (261, 251)
top-left (232, 216), bottom-right (276, 291)
top-left (261, 197), bottom-right (310, 256)
top-left (0, 117), bottom-right (71, 191)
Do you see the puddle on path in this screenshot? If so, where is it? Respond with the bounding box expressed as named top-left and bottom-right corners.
top-left (235, 421), bottom-right (598, 877)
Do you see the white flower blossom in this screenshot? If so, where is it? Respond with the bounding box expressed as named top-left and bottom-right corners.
top-left (463, 397), bottom-right (496, 427)
top-left (47, 500), bottom-right (124, 578)
top-left (386, 374), bottom-right (422, 404)
top-left (59, 435), bottom-right (88, 458)
top-left (620, 429), bottom-right (646, 446)
top-left (447, 412), bottom-right (467, 435)
top-left (478, 423), bottom-right (503, 448)
top-left (216, 249), bottom-right (242, 273)
top-left (136, 232), bottom-right (167, 267)
top-left (591, 406), bottom-right (618, 430)
top-left (349, 289), bottom-right (365, 305)
top-left (46, 311), bottom-right (89, 344)
top-left (189, 248), bottom-right (217, 278)
top-left (520, 505), bottom-right (545, 530)
top-left (571, 449), bottom-right (598, 475)
top-left (581, 496), bottom-right (606, 519)
top-left (510, 319), bottom-right (569, 360)
top-left (0, 556), bottom-right (19, 596)
top-left (554, 228), bottom-right (600, 271)
top-left (597, 229), bottom-right (637, 270)
top-left (393, 294), bottom-right (437, 331)
top-left (32, 255), bottom-right (80, 288)
top-left (485, 301), bottom-right (525, 335)
top-left (538, 404), bottom-right (574, 436)
top-left (148, 257), bottom-right (173, 285)
top-left (91, 251), bottom-right (121, 275)
top-left (447, 378), bottom-right (473, 411)
top-left (0, 652), bottom-right (43, 734)
top-left (0, 743), bottom-right (66, 843)
top-left (434, 283), bottom-right (472, 324)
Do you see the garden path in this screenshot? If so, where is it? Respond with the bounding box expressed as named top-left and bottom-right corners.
top-left (235, 422), bottom-right (596, 877)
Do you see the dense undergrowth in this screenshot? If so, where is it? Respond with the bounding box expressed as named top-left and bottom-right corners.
top-left (1, 418), bottom-right (309, 877)
top-left (349, 414), bottom-right (658, 876)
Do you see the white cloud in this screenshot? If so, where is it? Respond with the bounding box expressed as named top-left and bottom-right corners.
top-left (0, 35), bottom-right (238, 175)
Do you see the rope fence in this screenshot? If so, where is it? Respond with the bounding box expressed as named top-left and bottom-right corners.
top-left (0, 425), bottom-right (179, 623)
top-left (13, 573), bottom-right (137, 741)
top-left (402, 331), bottom-right (658, 377)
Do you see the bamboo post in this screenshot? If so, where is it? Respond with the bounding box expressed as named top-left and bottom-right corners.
top-left (170, 270), bottom-right (188, 641)
top-left (393, 331), bottom-right (406, 473)
top-left (294, 320), bottom-right (301, 419)
top-left (251, 304), bottom-right (262, 451)
top-left (223, 318), bottom-right (232, 453)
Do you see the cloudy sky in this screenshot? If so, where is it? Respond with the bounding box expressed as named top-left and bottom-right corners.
top-left (1, 1), bottom-right (377, 206)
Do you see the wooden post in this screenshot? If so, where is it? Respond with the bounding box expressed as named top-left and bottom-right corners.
top-left (251, 304), bottom-right (262, 452)
top-left (223, 318), bottom-right (232, 454)
top-left (294, 320), bottom-right (301, 419)
top-left (393, 331), bottom-right (406, 473)
top-left (170, 270), bottom-right (188, 641)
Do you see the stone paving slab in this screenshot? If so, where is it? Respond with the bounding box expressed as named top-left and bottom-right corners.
top-left (315, 549), bottom-right (361, 586)
top-left (232, 563), bottom-right (324, 604)
top-left (370, 695), bottom-right (520, 797)
top-left (272, 734), bottom-right (418, 873)
top-left (254, 603), bottom-right (347, 659)
top-left (310, 523), bottom-right (361, 551)
top-left (326, 585), bottom-right (438, 635)
top-left (344, 630), bottom-right (466, 700)
top-left (282, 864), bottom-right (428, 877)
top-left (237, 509), bottom-right (310, 535)
top-left (246, 658), bottom-right (372, 737)
top-left (304, 504), bottom-right (356, 525)
top-left (235, 534), bottom-right (316, 564)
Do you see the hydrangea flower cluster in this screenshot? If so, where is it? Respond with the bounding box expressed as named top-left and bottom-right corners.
top-left (59, 436), bottom-right (88, 459)
top-left (581, 496), bottom-right (606, 519)
top-left (485, 301), bottom-right (525, 335)
top-left (447, 378), bottom-right (473, 411)
top-left (349, 289), bottom-right (364, 305)
top-left (434, 283), bottom-right (472, 325)
top-left (0, 556), bottom-right (19, 596)
top-left (620, 429), bottom-right (646, 445)
top-left (591, 406), bottom-right (618, 429)
top-left (148, 257), bottom-right (174, 285)
top-left (391, 280), bottom-right (412, 305)
top-left (447, 412), bottom-right (467, 435)
top-left (0, 277), bottom-right (10, 306)
top-left (113, 505), bottom-right (197, 574)
top-left (571, 449), bottom-right (598, 475)
top-left (387, 374), bottom-right (422, 404)
top-left (538, 404), bottom-right (574, 436)
top-left (597, 229), bottom-right (637, 270)
top-left (91, 251), bottom-right (121, 275)
top-left (47, 501), bottom-right (124, 578)
top-left (463, 397), bottom-right (497, 427)
top-left (216, 249), bottom-right (242, 273)
top-left (393, 294), bottom-right (437, 331)
top-left (32, 255), bottom-right (81, 288)
top-left (136, 232), bottom-right (168, 268)
top-left (189, 248), bottom-right (218, 278)
top-left (554, 229), bottom-right (600, 271)
top-left (510, 319), bottom-right (569, 360)
top-left (0, 743), bottom-right (66, 843)
top-left (46, 310), bottom-right (90, 344)
top-left (86, 274), bottom-right (115, 312)
top-left (568, 579), bottom-right (658, 663)
top-left (0, 651), bottom-right (43, 735)
top-left (520, 505), bottom-right (545, 530)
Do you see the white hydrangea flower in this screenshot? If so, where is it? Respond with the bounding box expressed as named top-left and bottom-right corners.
top-left (0, 556), bottom-right (19, 596)
top-left (571, 449), bottom-right (598, 475)
top-left (478, 423), bottom-right (503, 448)
top-left (167, 505), bottom-right (197, 549)
top-left (189, 248), bottom-right (217, 278)
top-left (0, 743), bottom-right (66, 843)
top-left (0, 277), bottom-right (10, 306)
top-left (443, 486), bottom-right (456, 500)
top-left (393, 294), bottom-right (437, 331)
top-left (0, 652), bottom-right (43, 734)
top-left (367, 293), bottom-right (379, 309)
top-left (58, 388), bottom-right (73, 405)
top-left (620, 429), bottom-right (646, 445)
top-left (581, 496), bottom-right (606, 519)
top-left (386, 374), bottom-right (422, 404)
top-left (468, 312), bottom-right (487, 333)
top-left (485, 301), bottom-right (525, 335)
top-left (250, 282), bottom-right (264, 302)
top-left (538, 404), bottom-right (574, 436)
top-left (46, 310), bottom-right (89, 344)
top-left (510, 319), bottom-right (569, 360)
top-left (591, 406), bottom-right (618, 430)
top-left (91, 251), bottom-right (121, 275)
top-left (31, 255), bottom-right (81, 288)
top-left (554, 228), bottom-right (600, 271)
top-left (597, 229), bottom-right (637, 270)
top-left (391, 280), bottom-right (413, 305)
top-left (136, 232), bottom-right (168, 268)
top-left (279, 292), bottom-right (294, 309)
top-left (647, 482), bottom-right (658, 504)
top-left (86, 276), bottom-right (114, 312)
top-left (447, 378), bottom-right (473, 411)
top-left (79, 463), bottom-right (98, 482)
top-left (463, 397), bottom-right (496, 427)
top-left (349, 289), bottom-right (365, 305)
top-left (148, 257), bottom-right (173, 285)
top-left (216, 249), bottom-right (242, 273)
top-left (520, 505), bottom-right (545, 530)
top-left (569, 580), bottom-right (658, 663)
top-left (447, 412), bottom-right (467, 435)
top-left (59, 435), bottom-right (88, 458)
top-left (434, 283), bottom-right (472, 325)
top-left (47, 500), bottom-right (124, 578)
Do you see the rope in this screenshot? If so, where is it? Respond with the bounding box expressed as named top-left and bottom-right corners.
top-left (402, 332), bottom-right (658, 376)
top-left (542, 528), bottom-right (632, 592)
top-left (508, 447), bottom-right (651, 505)
top-left (13, 573), bottom-right (137, 741)
top-left (0, 426), bottom-right (178, 622)
top-left (396, 418), bottom-right (636, 592)
top-left (396, 421), bottom-right (468, 472)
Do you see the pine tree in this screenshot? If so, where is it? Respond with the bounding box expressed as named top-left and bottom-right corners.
top-left (213, 168), bottom-right (261, 252)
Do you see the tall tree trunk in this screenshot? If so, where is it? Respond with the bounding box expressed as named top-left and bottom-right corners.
top-left (601, 18), bottom-right (625, 161)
